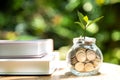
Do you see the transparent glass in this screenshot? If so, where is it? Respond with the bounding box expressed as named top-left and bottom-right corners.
top-left (66, 37), bottom-right (103, 76)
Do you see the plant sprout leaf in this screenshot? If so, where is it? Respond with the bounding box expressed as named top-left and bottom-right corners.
top-left (77, 11), bottom-right (87, 26)
top-left (87, 16), bottom-right (104, 27)
top-left (83, 16), bottom-right (88, 23)
top-left (75, 22), bottom-right (85, 29)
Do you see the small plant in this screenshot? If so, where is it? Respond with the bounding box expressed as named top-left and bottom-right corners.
top-left (75, 11), bottom-right (104, 39)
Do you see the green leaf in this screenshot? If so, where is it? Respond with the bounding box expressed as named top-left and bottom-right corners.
top-left (75, 22), bottom-right (85, 29)
top-left (87, 16), bottom-right (104, 27)
top-left (77, 11), bottom-right (87, 26)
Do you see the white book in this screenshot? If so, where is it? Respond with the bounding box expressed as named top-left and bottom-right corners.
top-left (0, 52), bottom-right (59, 75)
top-left (0, 39), bottom-right (53, 57)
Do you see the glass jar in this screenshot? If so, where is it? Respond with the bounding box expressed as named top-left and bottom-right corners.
top-left (66, 37), bottom-right (103, 76)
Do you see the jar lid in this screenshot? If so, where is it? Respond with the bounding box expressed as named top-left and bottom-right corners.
top-left (73, 36), bottom-right (96, 44)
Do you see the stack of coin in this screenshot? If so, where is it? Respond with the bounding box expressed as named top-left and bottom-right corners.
top-left (71, 48), bottom-right (101, 72)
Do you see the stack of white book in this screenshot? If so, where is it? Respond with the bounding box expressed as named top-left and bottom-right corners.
top-left (0, 39), bottom-right (59, 75)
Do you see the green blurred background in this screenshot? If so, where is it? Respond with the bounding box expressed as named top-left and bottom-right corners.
top-left (0, 0), bottom-right (120, 64)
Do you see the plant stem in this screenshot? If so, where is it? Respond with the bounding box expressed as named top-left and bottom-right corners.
top-left (83, 25), bottom-right (87, 40)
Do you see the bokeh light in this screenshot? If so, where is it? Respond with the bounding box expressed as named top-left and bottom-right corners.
top-left (111, 31), bottom-right (120, 41)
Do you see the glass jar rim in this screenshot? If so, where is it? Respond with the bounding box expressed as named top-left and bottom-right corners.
top-left (73, 36), bottom-right (96, 44)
